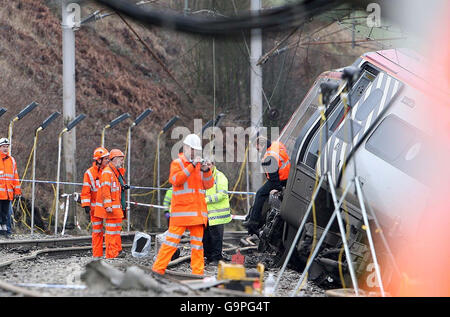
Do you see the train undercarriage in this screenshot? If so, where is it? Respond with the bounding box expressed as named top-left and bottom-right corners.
top-left (257, 186), bottom-right (372, 289)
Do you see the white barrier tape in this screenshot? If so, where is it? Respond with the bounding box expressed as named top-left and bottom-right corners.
top-left (14, 179), bottom-right (256, 195)
top-left (15, 283), bottom-right (86, 290)
top-left (17, 179), bottom-right (170, 191)
top-left (19, 179), bottom-right (84, 186)
top-left (229, 191), bottom-right (256, 195)
top-left (127, 201), bottom-right (248, 222)
top-left (127, 201), bottom-right (168, 210)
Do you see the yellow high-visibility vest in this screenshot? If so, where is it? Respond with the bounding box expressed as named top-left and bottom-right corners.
top-left (205, 167), bottom-right (231, 226)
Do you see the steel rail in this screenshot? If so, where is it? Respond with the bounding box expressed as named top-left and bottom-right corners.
top-left (0, 233), bottom-right (138, 249)
top-left (0, 231), bottom-right (247, 249)
top-left (0, 231), bottom-right (252, 296)
top-left (0, 243), bottom-right (133, 296)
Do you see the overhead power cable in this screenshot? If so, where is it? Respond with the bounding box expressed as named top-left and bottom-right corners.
top-left (115, 12), bottom-right (193, 102)
top-left (94, 0), bottom-right (345, 36)
top-left (257, 26), bottom-right (300, 65)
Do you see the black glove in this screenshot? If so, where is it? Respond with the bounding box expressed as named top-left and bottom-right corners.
top-left (247, 224), bottom-right (259, 236)
top-left (200, 166), bottom-right (210, 172)
top-left (84, 206), bottom-right (90, 214)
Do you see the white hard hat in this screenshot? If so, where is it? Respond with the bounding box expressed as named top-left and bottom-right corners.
top-left (183, 134), bottom-right (202, 151)
top-left (0, 138), bottom-right (10, 146)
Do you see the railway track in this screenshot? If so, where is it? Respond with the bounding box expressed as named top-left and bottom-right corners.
top-left (0, 231), bottom-right (248, 250)
top-left (0, 232), bottom-right (137, 249)
top-left (0, 230), bottom-right (256, 297)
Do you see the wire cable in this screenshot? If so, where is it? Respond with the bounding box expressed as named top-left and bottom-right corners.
top-left (95, 0), bottom-right (343, 36)
top-left (336, 78), bottom-right (358, 289)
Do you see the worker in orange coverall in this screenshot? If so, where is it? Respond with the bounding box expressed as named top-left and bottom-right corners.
top-left (152, 134), bottom-right (214, 275)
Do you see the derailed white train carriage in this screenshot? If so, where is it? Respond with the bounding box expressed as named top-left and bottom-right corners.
top-left (258, 48), bottom-right (441, 292)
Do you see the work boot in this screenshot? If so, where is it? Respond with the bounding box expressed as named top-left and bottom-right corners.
top-left (205, 257), bottom-right (219, 266)
top-left (170, 248), bottom-right (181, 261)
top-left (248, 226), bottom-right (260, 236)
top-left (209, 259), bottom-right (220, 266)
top-left (221, 253), bottom-right (232, 262)
top-left (0, 224), bottom-right (6, 236)
top-left (242, 216), bottom-right (252, 227)
top-left (116, 251), bottom-right (127, 259)
top-left (243, 219), bottom-right (260, 236)
top-left (242, 214), bottom-right (251, 227)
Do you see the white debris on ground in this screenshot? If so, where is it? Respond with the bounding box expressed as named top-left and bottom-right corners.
top-left (0, 233), bottom-right (326, 297)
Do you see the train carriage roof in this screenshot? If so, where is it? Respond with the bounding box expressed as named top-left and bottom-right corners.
top-left (362, 48), bottom-right (446, 98)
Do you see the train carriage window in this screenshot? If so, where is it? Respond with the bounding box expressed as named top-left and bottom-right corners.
top-left (303, 125), bottom-right (325, 169)
top-left (283, 76), bottom-right (342, 165)
top-left (366, 115), bottom-right (416, 163)
top-left (365, 114), bottom-right (433, 184)
top-left (279, 81), bottom-right (323, 157)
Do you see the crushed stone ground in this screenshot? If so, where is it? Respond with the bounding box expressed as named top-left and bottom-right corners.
top-left (0, 233), bottom-right (326, 297)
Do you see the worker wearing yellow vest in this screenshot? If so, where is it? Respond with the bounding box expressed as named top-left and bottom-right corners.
top-left (162, 187), bottom-right (172, 226)
top-left (203, 158), bottom-right (231, 264)
top-left (243, 135), bottom-right (291, 235)
top-left (0, 138), bottom-right (21, 237)
top-left (81, 147), bottom-right (109, 257)
top-left (152, 134), bottom-right (214, 276)
top-left (94, 149), bottom-right (128, 259)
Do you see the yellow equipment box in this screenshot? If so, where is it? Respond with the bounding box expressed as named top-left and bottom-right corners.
top-left (217, 261), bottom-right (265, 294)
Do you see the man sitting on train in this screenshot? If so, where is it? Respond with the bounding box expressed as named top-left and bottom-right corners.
top-left (243, 135), bottom-right (291, 235)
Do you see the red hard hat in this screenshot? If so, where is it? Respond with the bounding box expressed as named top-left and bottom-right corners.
top-left (93, 147), bottom-right (109, 160)
top-left (109, 149), bottom-right (125, 160)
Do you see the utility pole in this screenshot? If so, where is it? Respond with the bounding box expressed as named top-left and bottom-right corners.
top-left (62, 0), bottom-right (79, 228)
top-left (250, 0), bottom-right (263, 192)
top-left (351, 7), bottom-right (356, 49)
top-left (184, 0), bottom-right (189, 15)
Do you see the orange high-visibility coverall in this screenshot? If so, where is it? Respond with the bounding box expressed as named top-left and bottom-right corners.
top-left (152, 153), bottom-right (214, 275)
top-left (81, 163), bottom-right (104, 257)
top-left (262, 141), bottom-right (291, 180)
top-left (94, 163), bottom-right (125, 259)
top-left (0, 153), bottom-right (21, 200)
